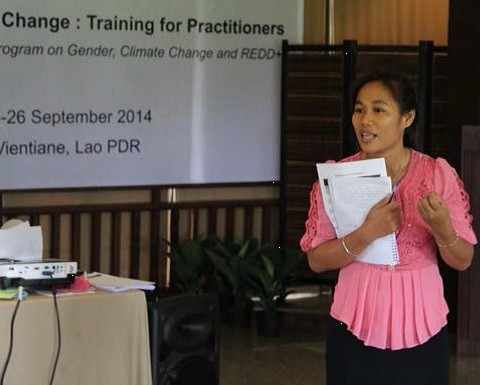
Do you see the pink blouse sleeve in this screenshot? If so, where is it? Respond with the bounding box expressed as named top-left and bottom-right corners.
top-left (299, 181), bottom-right (336, 252)
top-left (434, 157), bottom-right (477, 245)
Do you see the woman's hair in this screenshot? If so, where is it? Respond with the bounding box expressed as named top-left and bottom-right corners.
top-left (351, 72), bottom-right (418, 148)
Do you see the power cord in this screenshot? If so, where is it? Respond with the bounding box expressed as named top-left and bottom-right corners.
top-left (49, 277), bottom-right (62, 385)
top-left (0, 278), bottom-right (63, 385)
top-left (0, 286), bottom-right (24, 385)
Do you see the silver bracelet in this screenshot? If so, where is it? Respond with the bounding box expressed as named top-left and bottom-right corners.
top-left (341, 236), bottom-right (358, 257)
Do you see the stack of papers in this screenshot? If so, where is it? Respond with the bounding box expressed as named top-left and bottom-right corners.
top-left (0, 221), bottom-right (43, 262)
top-left (87, 273), bottom-right (155, 292)
top-left (317, 158), bottom-right (399, 266)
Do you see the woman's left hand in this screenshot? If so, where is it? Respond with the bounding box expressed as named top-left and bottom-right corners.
top-left (417, 191), bottom-right (474, 271)
top-left (417, 191), bottom-right (452, 233)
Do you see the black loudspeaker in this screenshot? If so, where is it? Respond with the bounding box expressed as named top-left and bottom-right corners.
top-left (148, 293), bottom-right (220, 385)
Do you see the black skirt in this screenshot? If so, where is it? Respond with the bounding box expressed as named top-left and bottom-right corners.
top-left (326, 316), bottom-right (449, 385)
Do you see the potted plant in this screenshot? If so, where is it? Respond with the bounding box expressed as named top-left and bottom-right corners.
top-left (203, 238), bottom-right (260, 326)
top-left (241, 245), bottom-right (306, 337)
top-left (163, 237), bottom-right (216, 294)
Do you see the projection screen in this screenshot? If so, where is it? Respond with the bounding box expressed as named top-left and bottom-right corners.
top-left (0, 0), bottom-right (303, 189)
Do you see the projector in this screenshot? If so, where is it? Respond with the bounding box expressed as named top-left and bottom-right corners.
top-left (0, 259), bottom-right (78, 289)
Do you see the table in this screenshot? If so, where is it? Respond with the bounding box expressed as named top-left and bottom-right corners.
top-left (0, 290), bottom-right (152, 385)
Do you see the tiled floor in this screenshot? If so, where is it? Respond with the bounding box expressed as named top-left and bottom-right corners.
top-left (219, 289), bottom-right (480, 385)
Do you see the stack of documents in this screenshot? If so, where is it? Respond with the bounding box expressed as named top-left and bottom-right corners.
top-left (0, 221), bottom-right (43, 262)
top-left (87, 272), bottom-right (155, 292)
top-left (317, 158), bottom-right (399, 265)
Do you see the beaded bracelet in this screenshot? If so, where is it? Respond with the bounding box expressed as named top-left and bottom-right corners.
top-left (436, 234), bottom-right (459, 248)
top-left (341, 236), bottom-right (358, 257)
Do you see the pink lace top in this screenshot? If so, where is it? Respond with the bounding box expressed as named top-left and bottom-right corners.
top-left (300, 150), bottom-right (477, 350)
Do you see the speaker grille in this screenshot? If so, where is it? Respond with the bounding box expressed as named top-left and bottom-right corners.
top-left (149, 293), bottom-right (220, 385)
top-left (161, 356), bottom-right (216, 385)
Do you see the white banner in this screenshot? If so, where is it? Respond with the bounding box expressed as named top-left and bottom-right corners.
top-left (0, 0), bottom-right (303, 189)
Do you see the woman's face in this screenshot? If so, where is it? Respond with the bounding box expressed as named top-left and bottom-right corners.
top-left (351, 80), bottom-right (414, 158)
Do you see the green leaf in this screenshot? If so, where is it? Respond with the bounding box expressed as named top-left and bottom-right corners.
top-left (204, 249), bottom-right (238, 289)
top-left (238, 239), bottom-right (251, 258)
top-left (261, 253), bottom-right (275, 278)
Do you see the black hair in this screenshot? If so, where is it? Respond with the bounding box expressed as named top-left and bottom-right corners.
top-left (351, 72), bottom-right (418, 148)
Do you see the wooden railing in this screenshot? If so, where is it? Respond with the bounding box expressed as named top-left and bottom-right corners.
top-left (0, 185), bottom-right (279, 285)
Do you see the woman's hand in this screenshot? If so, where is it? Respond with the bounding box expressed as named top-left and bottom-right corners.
top-left (417, 192), bottom-right (452, 234)
top-left (417, 191), bottom-right (473, 271)
top-left (361, 196), bottom-right (402, 242)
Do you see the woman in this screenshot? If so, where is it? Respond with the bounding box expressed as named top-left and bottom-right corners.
top-left (300, 72), bottom-right (477, 385)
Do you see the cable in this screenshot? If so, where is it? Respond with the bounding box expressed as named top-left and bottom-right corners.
top-left (0, 287), bottom-right (23, 385)
top-left (49, 281), bottom-right (62, 385)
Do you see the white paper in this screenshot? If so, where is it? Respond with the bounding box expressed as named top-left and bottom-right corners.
top-left (328, 176), bottom-right (399, 265)
top-left (329, 176), bottom-right (391, 236)
top-left (316, 158), bottom-right (387, 235)
top-left (0, 221), bottom-right (43, 261)
top-left (87, 273), bottom-right (155, 292)
top-left (316, 158), bottom-right (399, 266)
